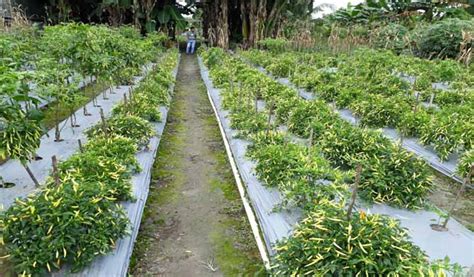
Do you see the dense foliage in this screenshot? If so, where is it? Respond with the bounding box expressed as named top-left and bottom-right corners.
top-left (241, 48), bottom-right (473, 173)
top-left (0, 50), bottom-right (178, 275)
top-left (414, 19), bottom-right (474, 59)
top-left (273, 200), bottom-right (429, 275)
top-left (0, 23), bottom-right (165, 181)
top-left (201, 47), bottom-right (461, 275)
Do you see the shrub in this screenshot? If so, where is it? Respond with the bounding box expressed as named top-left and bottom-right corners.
top-left (0, 177), bottom-right (129, 275)
top-left (229, 110), bottom-right (268, 138)
top-left (358, 148), bottom-right (433, 209)
top-left (372, 23), bottom-right (409, 54)
top-left (257, 38), bottom-right (290, 53)
top-left (415, 18), bottom-right (474, 59)
top-left (250, 142), bottom-right (342, 208)
top-left (57, 152), bottom-right (134, 201)
top-left (286, 100), bottom-right (337, 138)
top-left (318, 120), bottom-right (391, 168)
top-left (397, 108), bottom-right (431, 137)
top-left (112, 93), bottom-right (162, 122)
top-left (350, 95), bottom-right (411, 128)
top-left (273, 200), bottom-right (429, 275)
top-left (457, 149), bottom-right (473, 183)
top-left (82, 135), bottom-right (140, 172)
top-left (86, 115), bottom-right (155, 147)
top-left (419, 107), bottom-right (472, 160)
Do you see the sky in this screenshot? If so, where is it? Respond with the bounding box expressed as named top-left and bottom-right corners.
top-left (313, 0), bottom-right (364, 18)
top-left (176, 0), bottom-right (365, 19)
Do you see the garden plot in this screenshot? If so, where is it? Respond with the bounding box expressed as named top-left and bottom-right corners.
top-left (21, 61), bottom-right (152, 111)
top-left (254, 60), bottom-right (474, 269)
top-left (0, 64), bottom-right (153, 209)
top-left (198, 57), bottom-right (299, 257)
top-left (200, 51), bottom-right (474, 271)
top-left (0, 51), bottom-right (179, 276)
top-left (64, 55), bottom-right (180, 277)
top-left (249, 59), bottom-right (464, 183)
top-left (19, 74), bottom-right (96, 110)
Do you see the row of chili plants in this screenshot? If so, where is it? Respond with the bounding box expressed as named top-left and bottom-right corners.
top-left (201, 47), bottom-right (463, 275)
top-left (0, 50), bottom-right (179, 275)
top-left (240, 48), bottom-right (473, 181)
top-left (0, 23), bottom-right (167, 187)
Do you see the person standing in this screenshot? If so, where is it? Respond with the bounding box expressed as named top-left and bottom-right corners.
top-left (186, 26), bottom-right (197, 54)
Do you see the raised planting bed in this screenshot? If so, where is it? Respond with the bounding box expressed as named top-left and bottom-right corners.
top-left (0, 50), bottom-right (179, 276)
top-left (199, 48), bottom-right (474, 274)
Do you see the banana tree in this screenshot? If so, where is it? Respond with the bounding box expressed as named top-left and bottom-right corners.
top-left (99, 0), bottom-right (134, 26)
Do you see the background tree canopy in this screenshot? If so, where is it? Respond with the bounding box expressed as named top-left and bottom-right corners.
top-left (4, 0), bottom-right (473, 52)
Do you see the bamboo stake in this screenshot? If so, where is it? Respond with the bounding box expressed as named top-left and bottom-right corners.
top-left (347, 164), bottom-right (362, 221)
top-left (78, 139), bottom-right (84, 153)
top-left (100, 108), bottom-right (108, 137)
top-left (266, 101), bottom-right (274, 136)
top-left (23, 164), bottom-right (40, 187)
top-left (429, 93), bottom-right (435, 106)
top-left (441, 165), bottom-right (473, 229)
top-left (237, 81), bottom-right (242, 111)
top-left (51, 155), bottom-right (60, 186)
top-left (254, 95), bottom-right (258, 113)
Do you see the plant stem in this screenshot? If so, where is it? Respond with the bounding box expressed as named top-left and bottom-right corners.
top-left (23, 163), bottom-right (40, 187)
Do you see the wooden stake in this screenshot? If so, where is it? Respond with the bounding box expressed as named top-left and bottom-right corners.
top-left (52, 155), bottom-right (60, 186)
top-left (237, 82), bottom-right (242, 111)
top-left (78, 139), bottom-right (84, 153)
top-left (229, 78), bottom-right (234, 94)
top-left (102, 89), bottom-right (109, 100)
top-left (429, 93), bottom-right (435, 106)
top-left (442, 165), bottom-right (473, 228)
top-left (123, 93), bottom-right (128, 111)
top-left (254, 95), bottom-right (258, 113)
top-left (347, 164), bottom-right (362, 221)
top-left (308, 128), bottom-right (314, 149)
top-left (23, 164), bottom-right (40, 187)
top-left (266, 101), bottom-right (274, 136)
top-left (100, 108), bottom-right (108, 136)
top-left (413, 92), bottom-right (420, 114)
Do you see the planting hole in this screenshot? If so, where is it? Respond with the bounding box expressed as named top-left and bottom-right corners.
top-left (430, 223), bottom-right (448, 232)
top-left (0, 182), bottom-right (16, 188)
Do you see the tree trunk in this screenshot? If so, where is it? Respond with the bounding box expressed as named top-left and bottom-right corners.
top-left (217, 0), bottom-right (229, 49)
top-left (240, 0), bottom-right (249, 48)
top-left (256, 0), bottom-right (267, 42)
top-left (249, 0), bottom-right (257, 46)
top-left (202, 3), bottom-right (211, 45)
top-left (133, 0), bottom-right (140, 27)
top-left (267, 0), bottom-right (286, 38)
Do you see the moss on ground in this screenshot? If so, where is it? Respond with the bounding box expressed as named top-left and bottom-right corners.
top-left (128, 93), bottom-right (186, 271)
top-left (130, 58), bottom-right (264, 275)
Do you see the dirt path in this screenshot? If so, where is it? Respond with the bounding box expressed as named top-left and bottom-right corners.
top-left (129, 54), bottom-right (264, 276)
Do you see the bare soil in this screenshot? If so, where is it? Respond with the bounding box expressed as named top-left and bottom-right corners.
top-left (129, 54), bottom-right (264, 276)
top-left (428, 172), bottom-right (474, 231)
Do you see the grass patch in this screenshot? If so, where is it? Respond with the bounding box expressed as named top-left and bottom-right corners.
top-left (200, 81), bottom-right (266, 276)
top-left (210, 219), bottom-right (267, 276)
top-left (41, 81), bottom-right (108, 130)
top-left (0, 81), bottom-right (107, 166)
top-left (428, 169), bottom-right (474, 229)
